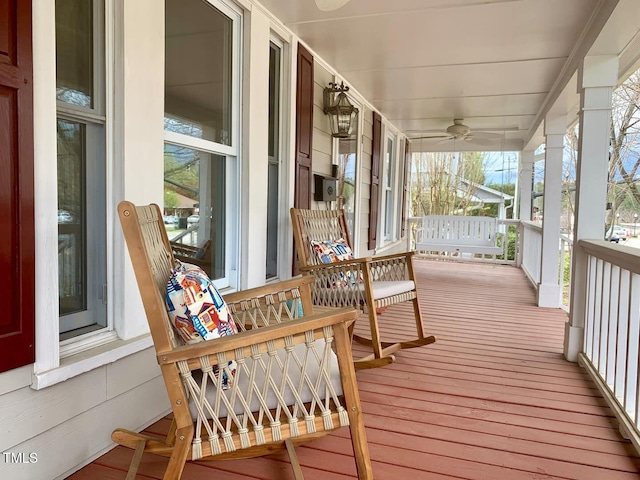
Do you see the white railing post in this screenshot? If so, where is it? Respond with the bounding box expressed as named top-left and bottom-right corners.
top-left (566, 55), bottom-right (618, 362)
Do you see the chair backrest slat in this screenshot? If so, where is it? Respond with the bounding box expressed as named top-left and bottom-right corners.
top-left (118, 201), bottom-right (181, 352)
top-left (291, 209), bottom-right (353, 267)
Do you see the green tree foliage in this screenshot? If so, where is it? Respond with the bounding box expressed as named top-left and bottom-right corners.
top-left (164, 189), bottom-right (178, 209)
top-left (482, 183), bottom-right (515, 218)
top-left (164, 148), bottom-right (200, 205)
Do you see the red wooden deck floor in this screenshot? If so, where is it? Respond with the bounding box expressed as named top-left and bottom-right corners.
top-left (68, 260), bottom-right (640, 479)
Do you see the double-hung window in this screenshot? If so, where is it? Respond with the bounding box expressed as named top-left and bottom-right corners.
top-left (164, 0), bottom-right (242, 290)
top-left (382, 133), bottom-right (397, 242)
top-left (56, 0), bottom-right (108, 341)
top-left (266, 39), bottom-right (282, 280)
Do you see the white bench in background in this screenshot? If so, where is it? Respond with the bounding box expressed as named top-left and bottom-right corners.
top-left (415, 215), bottom-right (502, 256)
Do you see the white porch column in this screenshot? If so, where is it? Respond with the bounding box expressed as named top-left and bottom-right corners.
top-left (565, 55), bottom-right (618, 361)
top-left (538, 115), bottom-right (566, 308)
top-left (518, 150), bottom-right (535, 221)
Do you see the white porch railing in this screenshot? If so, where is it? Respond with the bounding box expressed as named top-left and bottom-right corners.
top-left (408, 216), bottom-right (521, 265)
top-left (520, 221), bottom-right (542, 286)
top-left (579, 240), bottom-right (640, 451)
top-left (559, 233), bottom-right (573, 312)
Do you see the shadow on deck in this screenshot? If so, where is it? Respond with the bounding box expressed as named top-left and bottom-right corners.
top-left (69, 260), bottom-right (640, 479)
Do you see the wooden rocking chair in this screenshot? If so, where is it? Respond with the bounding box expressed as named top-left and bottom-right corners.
top-left (115, 201), bottom-right (373, 480)
top-left (290, 208), bottom-right (436, 370)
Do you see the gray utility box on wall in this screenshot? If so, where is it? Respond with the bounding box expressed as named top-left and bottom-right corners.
top-left (314, 174), bottom-right (337, 202)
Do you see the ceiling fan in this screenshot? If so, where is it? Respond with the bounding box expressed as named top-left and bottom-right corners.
top-left (409, 119), bottom-right (512, 146)
top-left (314, 0), bottom-right (351, 11)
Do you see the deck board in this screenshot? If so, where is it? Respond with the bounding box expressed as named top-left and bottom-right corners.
top-left (67, 260), bottom-right (640, 479)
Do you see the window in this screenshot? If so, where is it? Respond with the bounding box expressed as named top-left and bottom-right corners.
top-left (56, 0), bottom-right (107, 340)
top-left (164, 0), bottom-right (241, 290)
top-left (336, 111), bottom-right (359, 240)
top-left (266, 40), bottom-right (282, 280)
top-left (382, 134), bottom-right (396, 241)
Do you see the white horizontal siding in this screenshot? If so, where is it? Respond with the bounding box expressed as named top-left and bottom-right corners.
top-left (0, 347), bottom-right (166, 479)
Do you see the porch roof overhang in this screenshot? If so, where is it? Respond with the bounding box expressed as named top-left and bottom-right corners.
top-left (259, 0), bottom-right (640, 153)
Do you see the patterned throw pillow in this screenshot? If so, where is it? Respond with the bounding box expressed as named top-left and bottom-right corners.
top-left (310, 238), bottom-right (354, 264)
top-left (310, 238), bottom-right (362, 287)
top-left (166, 261), bottom-right (238, 389)
top-left (166, 260), bottom-right (238, 344)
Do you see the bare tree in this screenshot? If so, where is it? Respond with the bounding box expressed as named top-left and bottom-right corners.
top-left (411, 150), bottom-right (485, 216)
top-left (564, 71), bottom-right (640, 231)
top-left (607, 71), bottom-right (640, 226)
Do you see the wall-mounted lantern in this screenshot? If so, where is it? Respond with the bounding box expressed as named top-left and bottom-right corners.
top-left (323, 81), bottom-right (358, 138)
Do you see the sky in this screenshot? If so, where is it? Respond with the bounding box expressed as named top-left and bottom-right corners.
top-left (483, 151), bottom-right (519, 185)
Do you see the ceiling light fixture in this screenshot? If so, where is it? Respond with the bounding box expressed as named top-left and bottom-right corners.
top-left (323, 81), bottom-right (358, 138)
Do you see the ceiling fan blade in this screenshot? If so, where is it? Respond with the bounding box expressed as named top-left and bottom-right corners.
top-left (471, 131), bottom-right (504, 139)
top-left (314, 0), bottom-right (351, 11)
top-left (464, 136), bottom-right (498, 146)
top-left (410, 133), bottom-right (451, 140)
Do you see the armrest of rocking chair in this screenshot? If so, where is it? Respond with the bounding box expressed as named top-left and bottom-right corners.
top-left (300, 250), bottom-right (416, 283)
top-left (156, 307), bottom-right (358, 367)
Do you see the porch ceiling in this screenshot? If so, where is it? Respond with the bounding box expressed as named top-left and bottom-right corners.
top-left (260, 0), bottom-right (640, 152)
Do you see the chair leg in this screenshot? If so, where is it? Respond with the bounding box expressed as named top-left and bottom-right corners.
top-left (284, 439), bottom-right (305, 480)
top-left (333, 322), bottom-right (374, 479)
top-left (125, 440), bottom-right (146, 480)
top-left (166, 418), bottom-right (177, 446)
top-left (163, 425), bottom-right (193, 480)
top-left (411, 294), bottom-right (426, 339)
top-left (351, 306), bottom-right (398, 370)
top-left (352, 294), bottom-right (436, 369)
top-left (366, 306), bottom-right (383, 359)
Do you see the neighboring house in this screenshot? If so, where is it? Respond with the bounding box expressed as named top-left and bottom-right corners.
top-left (459, 180), bottom-right (514, 220)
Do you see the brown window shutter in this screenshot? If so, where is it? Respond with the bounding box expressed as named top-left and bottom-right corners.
top-left (293, 43), bottom-right (314, 275)
top-left (401, 139), bottom-right (410, 237)
top-left (0, 0), bottom-right (35, 373)
top-left (294, 43), bottom-right (313, 210)
top-left (368, 112), bottom-right (382, 250)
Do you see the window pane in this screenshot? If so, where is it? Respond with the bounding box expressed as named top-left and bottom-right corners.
top-left (384, 137), bottom-right (395, 240)
top-left (55, 0), bottom-right (97, 108)
top-left (337, 112), bottom-right (358, 236)
top-left (165, 0), bottom-right (233, 145)
top-left (266, 42), bottom-right (281, 279)
top-left (57, 120), bottom-right (86, 315)
top-left (266, 162), bottom-right (278, 278)
top-left (164, 144), bottom-right (227, 282)
top-left (57, 119), bottom-right (107, 338)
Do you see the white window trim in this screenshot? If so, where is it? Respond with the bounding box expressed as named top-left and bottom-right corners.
top-left (265, 34), bottom-right (286, 283)
top-left (378, 123), bottom-right (404, 247)
top-left (31, 0), bottom-right (153, 390)
top-left (271, 30), bottom-right (294, 283)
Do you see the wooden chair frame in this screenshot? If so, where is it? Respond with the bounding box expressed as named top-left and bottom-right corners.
top-left (290, 208), bottom-right (436, 370)
top-left (115, 201), bottom-right (373, 479)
